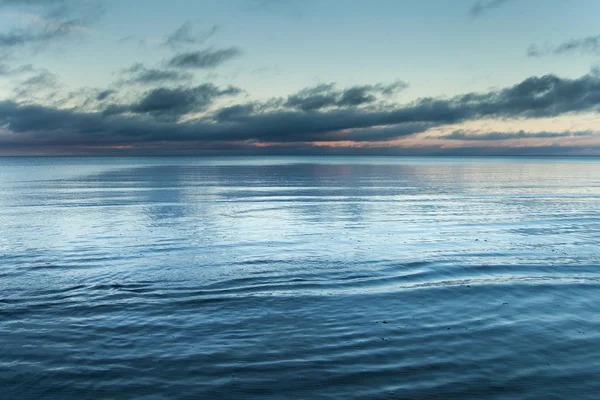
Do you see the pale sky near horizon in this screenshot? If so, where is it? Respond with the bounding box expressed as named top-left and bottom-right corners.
top-left (1, 0), bottom-right (600, 155)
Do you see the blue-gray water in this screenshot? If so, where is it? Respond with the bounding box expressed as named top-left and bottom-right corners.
top-left (1, 156), bottom-right (599, 399)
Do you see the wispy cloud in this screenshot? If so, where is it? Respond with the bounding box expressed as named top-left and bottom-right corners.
top-left (0, 0), bottom-right (74, 5)
top-left (0, 20), bottom-right (82, 49)
top-left (117, 35), bottom-right (147, 47)
top-left (245, 0), bottom-right (308, 19)
top-left (0, 0), bottom-right (103, 53)
top-left (119, 63), bottom-right (193, 85)
top-left (528, 34), bottom-right (600, 57)
top-left (0, 63), bottom-right (35, 75)
top-left (469, 0), bottom-right (511, 19)
top-left (11, 69), bottom-right (65, 104)
top-left (163, 22), bottom-right (218, 50)
top-left (167, 48), bottom-right (242, 69)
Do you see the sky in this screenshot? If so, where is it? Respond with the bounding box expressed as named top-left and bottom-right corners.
top-left (1, 0), bottom-right (600, 155)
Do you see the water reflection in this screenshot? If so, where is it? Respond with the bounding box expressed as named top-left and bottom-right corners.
top-left (1, 157), bottom-right (600, 399)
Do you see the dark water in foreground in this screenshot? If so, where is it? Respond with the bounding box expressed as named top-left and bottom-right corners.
top-left (0, 156), bottom-right (599, 399)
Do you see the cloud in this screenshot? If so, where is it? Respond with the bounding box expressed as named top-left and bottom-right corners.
top-left (0, 0), bottom-right (103, 53)
top-left (248, 0), bottom-right (281, 9)
top-left (118, 35), bottom-right (146, 47)
top-left (0, 100), bottom-right (432, 149)
top-left (469, 0), bottom-right (511, 18)
top-left (0, 0), bottom-right (102, 16)
top-left (397, 70), bottom-right (600, 122)
top-left (327, 123), bottom-right (438, 142)
top-left (337, 84), bottom-right (395, 107)
top-left (0, 63), bottom-right (35, 75)
top-left (96, 89), bottom-right (115, 101)
top-left (0, 21), bottom-right (77, 49)
top-left (120, 63), bottom-right (193, 85)
top-left (3, 99), bottom-right (597, 156)
top-left (12, 70), bottom-right (62, 101)
top-left (213, 98), bottom-right (284, 121)
top-left (441, 129), bottom-right (596, 141)
top-left (19, 71), bottom-right (58, 87)
top-left (244, 0), bottom-right (309, 20)
top-left (0, 0), bottom-right (73, 5)
top-left (528, 35), bottom-right (600, 57)
top-left (285, 81), bottom-right (408, 111)
top-left (164, 22), bottom-right (218, 50)
top-left (214, 104), bottom-right (257, 122)
top-left (285, 83), bottom-right (338, 111)
top-left (1, 70), bottom-right (600, 154)
top-left (103, 84), bottom-right (242, 120)
top-left (167, 47), bottom-right (242, 69)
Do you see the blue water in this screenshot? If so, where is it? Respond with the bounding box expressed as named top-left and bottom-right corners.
top-left (1, 156), bottom-right (599, 399)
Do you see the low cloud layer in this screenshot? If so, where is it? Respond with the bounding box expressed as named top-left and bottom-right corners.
top-left (1, 70), bottom-right (600, 154)
top-left (102, 84), bottom-right (242, 120)
top-left (442, 130), bottom-right (596, 141)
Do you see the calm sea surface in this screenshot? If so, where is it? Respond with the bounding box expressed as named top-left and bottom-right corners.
top-left (0, 156), bottom-right (599, 399)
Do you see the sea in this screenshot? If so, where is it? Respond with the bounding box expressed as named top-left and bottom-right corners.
top-left (0, 156), bottom-right (599, 399)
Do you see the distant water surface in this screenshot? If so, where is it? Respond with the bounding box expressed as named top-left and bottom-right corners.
top-left (0, 156), bottom-right (599, 399)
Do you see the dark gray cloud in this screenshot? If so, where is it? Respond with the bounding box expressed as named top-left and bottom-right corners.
top-left (167, 48), bottom-right (242, 69)
top-left (326, 123), bottom-right (437, 142)
top-left (120, 63), bottom-right (193, 85)
top-left (164, 22), bottom-right (218, 50)
top-left (285, 81), bottom-right (408, 112)
top-left (337, 87), bottom-right (377, 107)
top-left (184, 69), bottom-right (600, 139)
top-left (442, 130), bottom-right (595, 141)
top-left (374, 70), bottom-right (600, 125)
top-left (1, 70), bottom-right (600, 153)
top-left (0, 99), bottom-right (432, 148)
top-left (528, 35), bottom-right (600, 57)
top-left (214, 98), bottom-right (284, 121)
top-left (96, 89), bottom-right (115, 101)
top-left (3, 99), bottom-right (597, 157)
top-left (103, 84), bottom-right (242, 120)
top-left (285, 83), bottom-right (337, 111)
top-left (469, 0), bottom-right (511, 18)
top-left (214, 104), bottom-right (257, 122)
